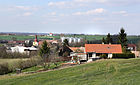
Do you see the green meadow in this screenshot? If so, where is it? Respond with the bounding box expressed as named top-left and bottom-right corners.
top-left (1, 58), bottom-right (140, 85)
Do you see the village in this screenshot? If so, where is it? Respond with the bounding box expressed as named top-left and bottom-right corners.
top-left (0, 28), bottom-right (140, 74)
top-left (1, 0), bottom-right (140, 84)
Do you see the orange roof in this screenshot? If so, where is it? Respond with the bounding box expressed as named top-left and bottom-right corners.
top-left (69, 47), bottom-right (80, 51)
top-left (85, 44), bottom-right (122, 53)
top-left (39, 40), bottom-right (58, 45)
top-left (69, 47), bottom-right (85, 52)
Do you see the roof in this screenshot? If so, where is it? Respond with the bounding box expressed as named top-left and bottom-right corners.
top-left (85, 44), bottom-right (122, 53)
top-left (69, 47), bottom-right (85, 52)
top-left (39, 40), bottom-right (58, 45)
top-left (128, 44), bottom-right (137, 47)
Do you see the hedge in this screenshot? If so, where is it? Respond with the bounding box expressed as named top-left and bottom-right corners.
top-left (0, 56), bottom-right (42, 75)
top-left (112, 53), bottom-right (135, 59)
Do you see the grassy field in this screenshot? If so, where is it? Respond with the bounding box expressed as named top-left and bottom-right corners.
top-left (0, 35), bottom-right (60, 41)
top-left (0, 59), bottom-right (21, 64)
top-left (1, 35), bottom-right (140, 43)
top-left (0, 35), bottom-right (104, 41)
top-left (1, 58), bottom-right (140, 85)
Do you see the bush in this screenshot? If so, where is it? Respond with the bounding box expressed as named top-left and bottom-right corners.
top-left (0, 56), bottom-right (42, 75)
top-left (100, 54), bottom-right (108, 59)
top-left (112, 53), bottom-right (135, 59)
top-left (0, 52), bottom-right (30, 59)
top-left (17, 56), bottom-right (42, 70)
top-left (0, 63), bottom-right (11, 75)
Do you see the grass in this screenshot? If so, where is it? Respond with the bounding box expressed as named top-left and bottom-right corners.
top-left (0, 58), bottom-right (41, 75)
top-left (0, 59), bottom-right (21, 64)
top-left (1, 35), bottom-right (140, 44)
top-left (1, 58), bottom-right (140, 85)
top-left (0, 35), bottom-right (60, 41)
top-left (0, 58), bottom-right (29, 65)
top-left (0, 58), bottom-right (63, 75)
top-left (22, 62), bottom-right (62, 73)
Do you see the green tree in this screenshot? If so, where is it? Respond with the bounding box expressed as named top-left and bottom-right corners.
top-left (102, 37), bottom-right (106, 44)
top-left (118, 28), bottom-right (128, 53)
top-left (63, 39), bottom-right (69, 46)
top-left (106, 33), bottom-right (112, 44)
top-left (39, 41), bottom-right (50, 68)
top-left (12, 37), bottom-right (17, 41)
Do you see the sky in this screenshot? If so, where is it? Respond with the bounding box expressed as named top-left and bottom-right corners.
top-left (0, 0), bottom-right (140, 35)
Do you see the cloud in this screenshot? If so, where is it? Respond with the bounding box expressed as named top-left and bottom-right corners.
top-left (17, 12), bottom-right (32, 17)
top-left (48, 12), bottom-right (57, 16)
top-left (48, 1), bottom-right (66, 7)
top-left (47, 0), bottom-right (140, 9)
top-left (15, 6), bottom-right (39, 11)
top-left (112, 11), bottom-right (128, 16)
top-left (23, 12), bottom-right (32, 16)
top-left (72, 8), bottom-right (105, 15)
top-left (74, 0), bottom-right (107, 3)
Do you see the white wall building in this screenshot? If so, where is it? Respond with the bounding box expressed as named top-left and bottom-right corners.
top-left (61, 37), bottom-right (82, 43)
top-left (9, 46), bottom-right (38, 55)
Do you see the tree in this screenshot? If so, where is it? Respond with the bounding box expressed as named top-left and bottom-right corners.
top-left (63, 39), bottom-right (69, 46)
top-left (106, 33), bottom-right (112, 44)
top-left (102, 37), bottom-right (106, 44)
top-left (39, 41), bottom-right (50, 68)
top-left (118, 28), bottom-right (128, 53)
top-left (12, 37), bottom-right (17, 41)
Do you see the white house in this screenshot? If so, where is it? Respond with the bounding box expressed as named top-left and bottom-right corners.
top-left (85, 44), bottom-right (122, 62)
top-left (10, 46), bottom-right (38, 55)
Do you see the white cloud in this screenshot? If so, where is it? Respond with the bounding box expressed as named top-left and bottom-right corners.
top-left (47, 0), bottom-right (140, 9)
top-left (93, 18), bottom-right (105, 21)
top-left (112, 11), bottom-right (128, 16)
top-left (48, 12), bottom-right (56, 16)
top-left (73, 8), bottom-right (105, 15)
top-left (23, 12), bottom-right (32, 16)
top-left (15, 6), bottom-right (39, 11)
top-left (17, 12), bottom-right (33, 17)
top-left (48, 1), bottom-right (66, 7)
top-left (74, 0), bottom-right (107, 3)
top-left (74, 0), bottom-right (93, 3)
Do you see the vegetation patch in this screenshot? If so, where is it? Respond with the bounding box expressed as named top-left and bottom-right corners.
top-left (1, 59), bottom-right (140, 85)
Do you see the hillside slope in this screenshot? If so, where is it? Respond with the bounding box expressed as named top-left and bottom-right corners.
top-left (1, 59), bottom-right (140, 85)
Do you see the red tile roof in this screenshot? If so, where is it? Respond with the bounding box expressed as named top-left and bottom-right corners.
top-left (69, 47), bottom-right (85, 52)
top-left (128, 44), bottom-right (137, 47)
top-left (85, 44), bottom-right (122, 53)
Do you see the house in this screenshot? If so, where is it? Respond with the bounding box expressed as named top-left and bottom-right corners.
top-left (131, 51), bottom-right (140, 58)
top-left (127, 44), bottom-right (140, 57)
top-left (9, 46), bottom-right (38, 55)
top-left (47, 33), bottom-right (53, 36)
top-left (69, 47), bottom-right (87, 61)
top-left (59, 45), bottom-right (73, 57)
top-left (85, 44), bottom-right (122, 62)
top-left (39, 40), bottom-right (58, 45)
top-left (127, 44), bottom-right (137, 51)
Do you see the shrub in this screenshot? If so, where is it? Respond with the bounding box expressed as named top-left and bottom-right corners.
top-left (0, 63), bottom-right (11, 75)
top-left (0, 56), bottom-right (42, 75)
top-left (17, 56), bottom-right (42, 70)
top-left (100, 54), bottom-right (108, 59)
top-left (0, 51), bottom-right (30, 59)
top-left (112, 53), bottom-right (135, 59)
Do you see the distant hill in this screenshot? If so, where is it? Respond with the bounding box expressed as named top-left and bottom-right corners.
top-left (0, 33), bottom-right (140, 45)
